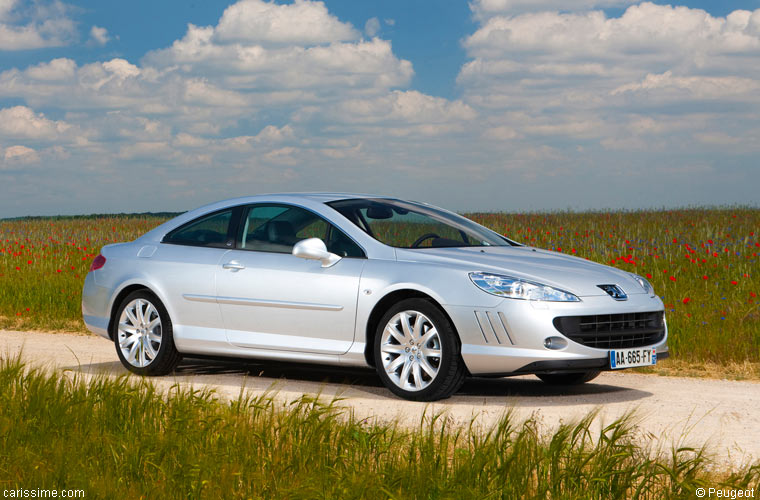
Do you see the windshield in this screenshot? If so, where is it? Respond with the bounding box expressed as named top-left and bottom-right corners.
top-left (327, 198), bottom-right (515, 249)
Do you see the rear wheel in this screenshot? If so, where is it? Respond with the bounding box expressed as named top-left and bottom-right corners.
top-left (374, 299), bottom-right (465, 401)
top-left (536, 370), bottom-right (601, 385)
top-left (112, 290), bottom-right (181, 376)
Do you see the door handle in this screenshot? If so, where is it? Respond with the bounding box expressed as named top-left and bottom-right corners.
top-left (222, 261), bottom-right (245, 271)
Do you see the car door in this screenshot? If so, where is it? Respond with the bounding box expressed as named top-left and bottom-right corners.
top-left (157, 207), bottom-right (238, 340)
top-left (216, 203), bottom-right (366, 354)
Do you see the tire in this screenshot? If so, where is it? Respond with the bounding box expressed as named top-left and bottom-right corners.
top-left (536, 370), bottom-right (601, 385)
top-left (374, 298), bottom-right (466, 401)
top-left (111, 290), bottom-right (182, 376)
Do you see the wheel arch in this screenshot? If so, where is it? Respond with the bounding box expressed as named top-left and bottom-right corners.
top-left (363, 288), bottom-right (461, 367)
top-left (107, 282), bottom-right (166, 340)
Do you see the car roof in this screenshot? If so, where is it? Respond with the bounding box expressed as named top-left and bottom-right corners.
top-left (135, 192), bottom-right (397, 242)
top-left (216, 192), bottom-right (395, 204)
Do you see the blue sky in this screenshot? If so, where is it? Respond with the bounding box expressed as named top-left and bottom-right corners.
top-left (0, 0), bottom-right (759, 216)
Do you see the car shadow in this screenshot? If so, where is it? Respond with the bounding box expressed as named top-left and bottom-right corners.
top-left (64, 356), bottom-right (652, 406)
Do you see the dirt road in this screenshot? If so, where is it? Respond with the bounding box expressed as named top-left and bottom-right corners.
top-left (2, 330), bottom-right (758, 467)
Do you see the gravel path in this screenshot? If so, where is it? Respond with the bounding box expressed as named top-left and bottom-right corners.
top-left (2, 329), bottom-right (758, 467)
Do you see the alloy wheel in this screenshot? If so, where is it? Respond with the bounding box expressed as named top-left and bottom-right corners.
top-left (117, 298), bottom-right (162, 368)
top-left (379, 310), bottom-right (442, 392)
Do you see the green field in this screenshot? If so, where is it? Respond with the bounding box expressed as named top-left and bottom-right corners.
top-left (1, 355), bottom-right (757, 499)
top-left (1, 208), bottom-right (758, 367)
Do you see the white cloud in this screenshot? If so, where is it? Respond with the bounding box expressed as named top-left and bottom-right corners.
top-left (173, 133), bottom-right (209, 148)
top-left (0, 0), bottom-right (76, 50)
top-left (333, 90), bottom-right (476, 126)
top-left (255, 124), bottom-right (295, 143)
top-left (459, 3), bottom-right (760, 144)
top-left (24, 58), bottom-right (76, 80)
top-left (365, 17), bottom-right (380, 37)
top-left (116, 141), bottom-right (174, 160)
top-left (214, 0), bottom-right (359, 45)
top-left (4, 145), bottom-right (39, 163)
top-left (0, 0), bottom-right (416, 140)
top-left (470, 0), bottom-right (635, 19)
top-left (184, 79), bottom-right (249, 107)
top-left (612, 71), bottom-right (760, 99)
top-left (89, 25), bottom-right (109, 45)
top-left (0, 106), bottom-right (71, 139)
top-left (146, 30), bottom-right (412, 93)
top-left (464, 3), bottom-right (760, 59)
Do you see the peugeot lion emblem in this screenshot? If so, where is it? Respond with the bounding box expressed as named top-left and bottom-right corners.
top-left (598, 284), bottom-right (628, 301)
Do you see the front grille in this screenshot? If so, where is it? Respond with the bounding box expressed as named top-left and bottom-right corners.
top-left (552, 311), bottom-right (665, 349)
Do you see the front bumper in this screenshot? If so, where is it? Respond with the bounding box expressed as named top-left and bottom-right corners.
top-left (446, 293), bottom-right (669, 376)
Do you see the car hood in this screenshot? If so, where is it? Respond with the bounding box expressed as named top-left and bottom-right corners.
top-left (394, 246), bottom-right (645, 297)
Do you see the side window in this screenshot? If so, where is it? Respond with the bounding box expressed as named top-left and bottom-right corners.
top-left (238, 204), bottom-right (365, 257)
top-left (295, 217), bottom-right (328, 241)
top-left (327, 227), bottom-right (365, 258)
top-left (164, 209), bottom-right (233, 248)
top-left (239, 204), bottom-right (327, 254)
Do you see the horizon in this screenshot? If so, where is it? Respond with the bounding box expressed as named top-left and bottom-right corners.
top-left (3, 203), bottom-right (759, 222)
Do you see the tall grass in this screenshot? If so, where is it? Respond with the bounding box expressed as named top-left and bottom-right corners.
top-left (0, 215), bottom-right (164, 330)
top-left (0, 207), bottom-right (758, 364)
top-left (0, 356), bottom-right (757, 499)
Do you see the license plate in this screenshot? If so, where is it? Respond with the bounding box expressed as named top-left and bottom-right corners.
top-left (609, 347), bottom-right (657, 369)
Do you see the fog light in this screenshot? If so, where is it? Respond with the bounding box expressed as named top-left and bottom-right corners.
top-left (543, 337), bottom-right (567, 350)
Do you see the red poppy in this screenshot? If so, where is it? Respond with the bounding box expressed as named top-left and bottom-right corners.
top-left (682, 297), bottom-right (690, 304)
top-left (669, 276), bottom-right (676, 282)
top-left (731, 280), bottom-right (738, 285)
top-left (646, 273), bottom-right (652, 279)
top-left (702, 275), bottom-right (708, 280)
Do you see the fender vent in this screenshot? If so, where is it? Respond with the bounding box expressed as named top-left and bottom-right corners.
top-left (474, 311), bottom-right (514, 345)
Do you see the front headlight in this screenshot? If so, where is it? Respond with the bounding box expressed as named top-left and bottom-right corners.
top-left (630, 273), bottom-right (655, 296)
top-left (469, 272), bottom-right (580, 302)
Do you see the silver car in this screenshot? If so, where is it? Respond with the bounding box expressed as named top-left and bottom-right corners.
top-left (82, 193), bottom-right (668, 401)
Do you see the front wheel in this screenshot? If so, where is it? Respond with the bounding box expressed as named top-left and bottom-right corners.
top-left (536, 370), bottom-right (601, 385)
top-left (374, 298), bottom-right (466, 401)
top-left (112, 290), bottom-right (181, 376)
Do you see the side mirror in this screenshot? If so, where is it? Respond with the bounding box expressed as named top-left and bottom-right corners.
top-left (292, 238), bottom-right (342, 268)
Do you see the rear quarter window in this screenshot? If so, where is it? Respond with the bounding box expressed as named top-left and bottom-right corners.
top-left (163, 209), bottom-right (233, 248)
